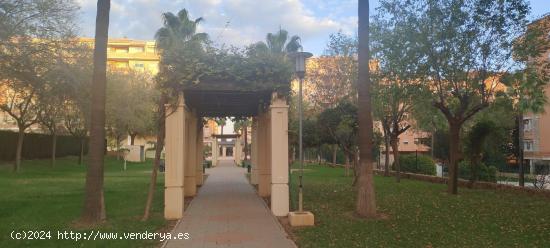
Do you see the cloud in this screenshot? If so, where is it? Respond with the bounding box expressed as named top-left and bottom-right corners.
top-left (75, 0), bottom-right (359, 55)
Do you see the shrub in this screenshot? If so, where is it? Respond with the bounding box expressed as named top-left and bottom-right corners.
top-left (396, 154), bottom-right (436, 175)
top-left (458, 161), bottom-right (497, 182)
top-left (0, 131), bottom-right (88, 161)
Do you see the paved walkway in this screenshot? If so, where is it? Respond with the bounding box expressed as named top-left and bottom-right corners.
top-left (164, 160), bottom-right (296, 248)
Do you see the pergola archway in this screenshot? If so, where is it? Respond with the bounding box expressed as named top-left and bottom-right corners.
top-left (163, 85), bottom-right (290, 220)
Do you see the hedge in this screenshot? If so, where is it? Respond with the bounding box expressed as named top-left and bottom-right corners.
top-left (0, 130), bottom-right (88, 161)
top-left (396, 154), bottom-right (436, 175)
top-left (459, 160), bottom-right (497, 182)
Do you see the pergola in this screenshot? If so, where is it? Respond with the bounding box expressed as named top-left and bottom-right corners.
top-left (163, 83), bottom-right (290, 219)
top-left (211, 133), bottom-right (243, 166)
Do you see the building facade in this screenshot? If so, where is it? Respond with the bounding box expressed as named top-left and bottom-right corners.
top-left (523, 14), bottom-right (550, 172)
top-left (79, 37), bottom-right (159, 75)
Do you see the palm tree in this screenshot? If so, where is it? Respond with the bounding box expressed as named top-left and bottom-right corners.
top-left (142, 8), bottom-right (207, 221)
top-left (355, 0), bottom-right (377, 218)
top-left (82, 0), bottom-right (110, 224)
top-left (215, 118), bottom-right (227, 135)
top-left (154, 9), bottom-right (208, 53)
top-left (251, 29), bottom-right (302, 54)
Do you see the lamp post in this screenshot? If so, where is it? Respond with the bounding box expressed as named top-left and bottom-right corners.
top-left (290, 51), bottom-right (313, 213)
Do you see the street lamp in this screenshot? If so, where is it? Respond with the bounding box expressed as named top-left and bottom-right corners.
top-left (290, 51), bottom-right (312, 213)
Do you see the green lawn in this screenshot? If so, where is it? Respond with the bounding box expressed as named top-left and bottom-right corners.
top-left (0, 156), bottom-right (166, 247)
top-left (289, 164), bottom-right (550, 247)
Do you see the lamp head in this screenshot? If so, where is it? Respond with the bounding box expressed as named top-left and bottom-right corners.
top-left (289, 51), bottom-right (313, 79)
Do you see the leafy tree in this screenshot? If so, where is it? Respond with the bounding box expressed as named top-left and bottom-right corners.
top-left (59, 44), bottom-right (94, 165)
top-left (82, 0), bottom-right (110, 224)
top-left (464, 120), bottom-right (496, 183)
top-left (370, 14), bottom-right (429, 181)
top-left (233, 117), bottom-right (251, 160)
top-left (125, 73), bottom-right (156, 145)
top-left (65, 99), bottom-right (89, 165)
top-left (0, 76), bottom-right (41, 171)
top-left (502, 18), bottom-right (550, 186)
top-left (318, 101), bottom-right (359, 177)
top-left (306, 32), bottom-right (357, 112)
top-left (36, 41), bottom-right (93, 167)
top-left (106, 71), bottom-right (156, 150)
top-left (0, 0), bottom-right (78, 172)
top-left (372, 83), bottom-right (422, 182)
top-left (378, 0), bottom-right (533, 194)
top-left (355, 0), bottom-right (377, 218)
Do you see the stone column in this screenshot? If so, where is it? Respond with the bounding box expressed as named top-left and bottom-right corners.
top-left (184, 112), bottom-right (197, 196)
top-left (250, 118), bottom-right (259, 185)
top-left (196, 121), bottom-right (204, 186)
top-left (235, 135), bottom-right (242, 165)
top-left (258, 111), bottom-right (271, 197)
top-left (164, 94), bottom-right (186, 219)
top-left (212, 136), bottom-right (218, 167)
top-left (270, 94), bottom-right (289, 216)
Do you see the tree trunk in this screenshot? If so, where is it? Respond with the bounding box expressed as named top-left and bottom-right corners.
top-left (469, 155), bottom-right (480, 184)
top-left (345, 154), bottom-right (350, 176)
top-left (384, 134), bottom-right (390, 177)
top-left (355, 0), bottom-right (377, 218)
top-left (448, 122), bottom-right (461, 194)
top-left (317, 145), bottom-right (321, 165)
top-left (390, 137), bottom-right (401, 183)
top-left (430, 131), bottom-right (435, 158)
top-left (353, 150), bottom-right (360, 185)
top-left (51, 132), bottom-right (57, 167)
top-left (130, 133), bottom-right (137, 145)
top-left (79, 138), bottom-right (85, 165)
top-left (293, 146), bottom-right (296, 163)
top-left (518, 113), bottom-right (525, 187)
top-left (332, 144), bottom-right (337, 167)
top-left (14, 126), bottom-right (25, 172)
top-left (243, 125), bottom-right (248, 161)
top-left (142, 94), bottom-right (166, 221)
top-left (82, 0), bottom-right (110, 224)
top-left (116, 135), bottom-right (121, 160)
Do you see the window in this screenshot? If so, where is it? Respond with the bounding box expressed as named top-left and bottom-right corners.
top-left (134, 63), bottom-right (144, 68)
top-left (115, 47), bottom-right (128, 53)
top-left (131, 46), bottom-right (144, 53)
top-left (524, 140), bottom-right (534, 151)
top-left (523, 118), bottom-right (533, 131)
top-left (403, 140), bottom-right (409, 145)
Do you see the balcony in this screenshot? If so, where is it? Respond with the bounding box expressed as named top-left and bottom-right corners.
top-left (107, 51), bottom-right (159, 61)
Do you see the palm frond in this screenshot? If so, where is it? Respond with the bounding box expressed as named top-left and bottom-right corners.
top-left (285, 35), bottom-right (302, 53)
top-left (177, 9), bottom-right (189, 22)
top-left (162, 12), bottom-right (180, 30)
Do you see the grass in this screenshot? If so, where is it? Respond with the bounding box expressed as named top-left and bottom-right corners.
top-left (289, 163), bottom-right (550, 247)
top-left (0, 156), bottom-right (166, 247)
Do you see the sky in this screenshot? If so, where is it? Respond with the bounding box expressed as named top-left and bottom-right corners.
top-left (76, 0), bottom-right (550, 56)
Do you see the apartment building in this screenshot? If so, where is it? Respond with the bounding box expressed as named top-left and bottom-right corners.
top-left (79, 37), bottom-right (160, 75)
top-left (523, 14), bottom-right (550, 171)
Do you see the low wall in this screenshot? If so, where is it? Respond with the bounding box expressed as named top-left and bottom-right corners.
top-left (374, 169), bottom-right (550, 198)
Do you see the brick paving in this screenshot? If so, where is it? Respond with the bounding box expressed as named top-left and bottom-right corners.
top-left (163, 160), bottom-right (296, 248)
